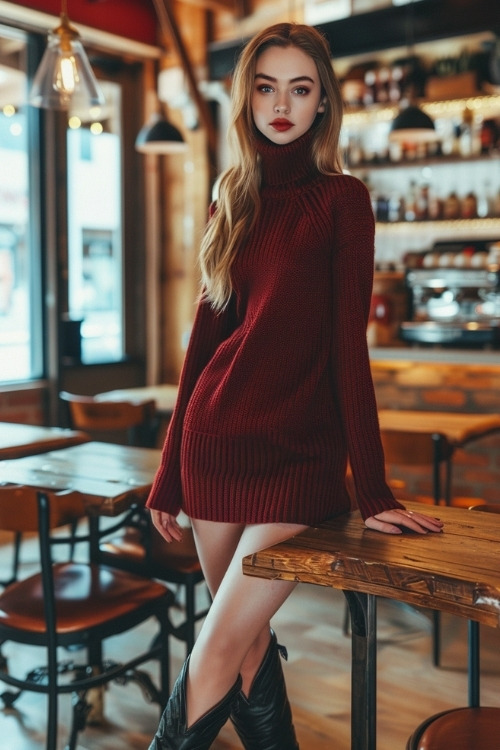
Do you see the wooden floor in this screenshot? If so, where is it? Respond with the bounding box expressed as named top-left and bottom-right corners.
top-left (0, 530), bottom-right (499, 750)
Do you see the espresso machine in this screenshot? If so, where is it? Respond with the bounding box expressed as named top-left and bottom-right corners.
top-left (400, 240), bottom-right (500, 346)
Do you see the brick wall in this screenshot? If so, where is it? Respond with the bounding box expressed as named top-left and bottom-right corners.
top-left (372, 360), bottom-right (500, 504)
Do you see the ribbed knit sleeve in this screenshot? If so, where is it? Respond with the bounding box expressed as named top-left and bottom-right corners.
top-left (329, 177), bottom-right (404, 519)
top-left (146, 295), bottom-right (238, 515)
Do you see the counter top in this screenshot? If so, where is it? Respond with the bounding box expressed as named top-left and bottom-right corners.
top-left (370, 346), bottom-right (500, 364)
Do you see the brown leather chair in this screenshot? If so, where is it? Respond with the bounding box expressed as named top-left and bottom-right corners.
top-left (0, 486), bottom-right (173, 750)
top-left (98, 507), bottom-right (210, 654)
top-left (59, 391), bottom-right (159, 447)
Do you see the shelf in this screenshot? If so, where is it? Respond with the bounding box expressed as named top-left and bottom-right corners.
top-left (343, 93), bottom-right (500, 126)
top-left (375, 218), bottom-right (500, 231)
top-left (369, 347), bottom-right (500, 364)
top-left (375, 218), bottom-right (500, 229)
top-left (349, 151), bottom-right (500, 172)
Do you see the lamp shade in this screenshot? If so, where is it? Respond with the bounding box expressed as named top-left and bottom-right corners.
top-left (389, 105), bottom-right (437, 143)
top-left (135, 112), bottom-right (188, 154)
top-left (30, 14), bottom-right (105, 111)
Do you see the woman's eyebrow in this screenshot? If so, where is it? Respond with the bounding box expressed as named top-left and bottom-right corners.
top-left (254, 73), bottom-right (315, 84)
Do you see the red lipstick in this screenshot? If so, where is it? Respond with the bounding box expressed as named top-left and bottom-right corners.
top-left (270, 119), bottom-right (293, 132)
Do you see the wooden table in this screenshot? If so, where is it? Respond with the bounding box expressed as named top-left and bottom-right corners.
top-left (243, 500), bottom-right (500, 750)
top-left (378, 409), bottom-right (500, 447)
top-left (0, 422), bottom-right (90, 460)
top-left (96, 384), bottom-right (179, 418)
top-left (0, 440), bottom-right (161, 516)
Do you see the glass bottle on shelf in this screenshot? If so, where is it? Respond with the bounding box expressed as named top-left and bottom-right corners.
top-left (415, 184), bottom-right (430, 221)
top-left (427, 186), bottom-right (443, 221)
top-left (461, 191), bottom-right (478, 219)
top-left (405, 181), bottom-right (418, 222)
top-left (443, 192), bottom-right (461, 220)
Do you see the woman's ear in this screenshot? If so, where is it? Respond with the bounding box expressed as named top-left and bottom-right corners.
top-left (317, 97), bottom-right (327, 113)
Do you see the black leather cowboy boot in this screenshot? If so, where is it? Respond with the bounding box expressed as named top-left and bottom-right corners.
top-left (230, 630), bottom-right (300, 750)
top-left (149, 656), bottom-right (242, 749)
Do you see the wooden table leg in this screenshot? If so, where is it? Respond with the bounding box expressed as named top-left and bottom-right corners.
top-left (343, 591), bottom-right (377, 750)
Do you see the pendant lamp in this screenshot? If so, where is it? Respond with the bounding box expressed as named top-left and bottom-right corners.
top-left (135, 111), bottom-right (187, 154)
top-left (388, 0), bottom-right (437, 144)
top-left (30, 0), bottom-right (105, 111)
top-left (389, 104), bottom-right (437, 143)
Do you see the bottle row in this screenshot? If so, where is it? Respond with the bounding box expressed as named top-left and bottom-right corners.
top-left (340, 47), bottom-right (494, 109)
top-left (344, 113), bottom-right (500, 168)
top-left (371, 182), bottom-right (500, 223)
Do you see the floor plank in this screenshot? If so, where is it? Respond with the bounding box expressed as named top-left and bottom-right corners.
top-left (0, 531), bottom-right (499, 749)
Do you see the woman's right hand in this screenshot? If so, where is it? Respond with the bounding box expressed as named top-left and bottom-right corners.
top-left (150, 508), bottom-right (184, 543)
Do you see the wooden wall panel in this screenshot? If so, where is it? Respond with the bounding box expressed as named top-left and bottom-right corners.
top-left (156, 2), bottom-right (210, 383)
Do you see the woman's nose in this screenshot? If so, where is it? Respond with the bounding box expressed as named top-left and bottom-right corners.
top-left (274, 98), bottom-right (290, 114)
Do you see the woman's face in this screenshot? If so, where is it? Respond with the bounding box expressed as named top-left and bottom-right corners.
top-left (251, 44), bottom-right (325, 145)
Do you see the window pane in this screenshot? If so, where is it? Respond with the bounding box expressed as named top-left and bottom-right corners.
top-left (0, 28), bottom-right (42, 383)
top-left (66, 81), bottom-right (124, 364)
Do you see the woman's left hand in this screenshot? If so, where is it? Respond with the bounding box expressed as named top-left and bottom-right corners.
top-left (364, 508), bottom-right (444, 535)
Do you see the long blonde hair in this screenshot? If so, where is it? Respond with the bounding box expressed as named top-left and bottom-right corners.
top-left (200, 23), bottom-right (344, 310)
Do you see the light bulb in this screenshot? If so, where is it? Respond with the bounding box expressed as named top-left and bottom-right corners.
top-left (55, 54), bottom-right (78, 96)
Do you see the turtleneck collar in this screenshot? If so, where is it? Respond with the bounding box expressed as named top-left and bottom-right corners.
top-left (255, 128), bottom-right (317, 188)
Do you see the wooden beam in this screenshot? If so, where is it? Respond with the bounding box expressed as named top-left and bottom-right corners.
top-left (176, 0), bottom-right (236, 13)
top-left (151, 0), bottom-right (217, 171)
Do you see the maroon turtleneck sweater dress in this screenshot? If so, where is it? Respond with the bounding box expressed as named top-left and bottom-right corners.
top-left (147, 129), bottom-right (403, 524)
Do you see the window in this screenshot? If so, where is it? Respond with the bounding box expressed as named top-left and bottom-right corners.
top-left (1, 21), bottom-right (144, 384)
top-left (66, 80), bottom-right (124, 364)
top-left (0, 27), bottom-right (43, 383)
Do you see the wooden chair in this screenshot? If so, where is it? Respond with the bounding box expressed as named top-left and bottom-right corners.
top-left (380, 428), bottom-right (486, 509)
top-left (59, 391), bottom-right (210, 653)
top-left (406, 503), bottom-right (500, 749)
top-left (0, 485), bottom-right (173, 750)
top-left (0, 528), bottom-right (22, 587)
top-left (380, 429), bottom-right (454, 505)
top-left (59, 391), bottom-right (159, 447)
top-left (97, 506), bottom-right (210, 654)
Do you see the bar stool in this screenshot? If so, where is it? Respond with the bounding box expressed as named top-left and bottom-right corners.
top-left (405, 621), bottom-right (500, 749)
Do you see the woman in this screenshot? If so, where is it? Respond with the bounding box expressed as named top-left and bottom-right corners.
top-left (146, 22), bottom-right (443, 749)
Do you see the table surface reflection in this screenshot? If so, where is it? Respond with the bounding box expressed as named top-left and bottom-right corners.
top-left (0, 441), bottom-right (161, 515)
top-left (0, 422), bottom-right (90, 460)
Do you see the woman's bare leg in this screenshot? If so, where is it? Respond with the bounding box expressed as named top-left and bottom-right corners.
top-left (186, 519), bottom-right (308, 727)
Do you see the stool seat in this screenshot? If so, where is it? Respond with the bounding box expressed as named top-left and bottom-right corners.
top-left (0, 562), bottom-right (170, 634)
top-left (407, 707), bottom-right (500, 749)
top-left (98, 516), bottom-right (209, 653)
top-left (101, 527), bottom-right (203, 576)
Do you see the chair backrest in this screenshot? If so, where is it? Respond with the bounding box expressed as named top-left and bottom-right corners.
top-left (0, 485), bottom-right (86, 534)
top-left (380, 429), bottom-right (453, 466)
top-left (59, 391), bottom-right (158, 446)
top-left (470, 503), bottom-right (500, 513)
top-left (380, 429), bottom-right (454, 504)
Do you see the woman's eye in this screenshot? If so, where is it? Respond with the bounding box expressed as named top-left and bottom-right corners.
top-left (257, 84), bottom-right (274, 93)
top-left (293, 86), bottom-right (310, 96)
